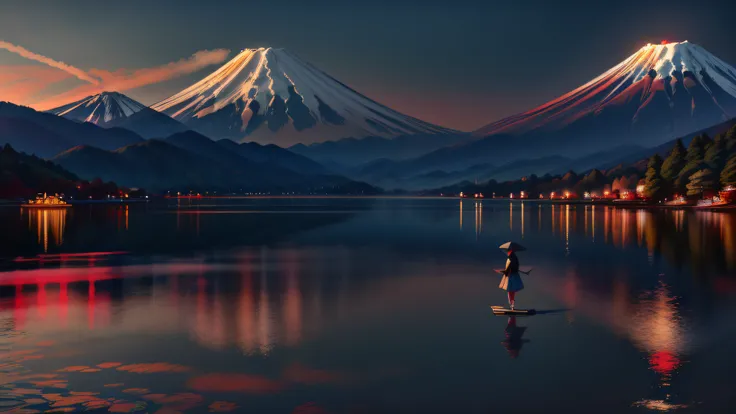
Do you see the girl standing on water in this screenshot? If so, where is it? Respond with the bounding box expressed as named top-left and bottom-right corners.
top-left (498, 246), bottom-right (524, 309)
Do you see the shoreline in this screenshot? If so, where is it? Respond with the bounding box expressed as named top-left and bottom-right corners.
top-left (456, 197), bottom-right (736, 211)
top-left (1, 196), bottom-right (734, 211)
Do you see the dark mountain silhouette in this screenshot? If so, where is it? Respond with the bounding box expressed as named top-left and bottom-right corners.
top-left (289, 133), bottom-right (468, 167)
top-left (0, 117), bottom-right (75, 158)
top-left (217, 139), bottom-right (329, 175)
top-left (53, 138), bottom-right (379, 194)
top-left (107, 107), bottom-right (189, 139)
top-left (0, 102), bottom-right (143, 155)
top-left (0, 144), bottom-right (79, 198)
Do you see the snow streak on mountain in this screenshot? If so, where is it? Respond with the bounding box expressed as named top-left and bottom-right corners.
top-left (474, 41), bottom-right (736, 148)
top-left (48, 91), bottom-right (146, 125)
top-left (152, 48), bottom-right (454, 145)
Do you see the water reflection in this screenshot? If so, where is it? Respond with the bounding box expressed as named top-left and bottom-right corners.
top-left (500, 316), bottom-right (529, 359)
top-left (0, 199), bottom-right (733, 412)
top-left (503, 202), bottom-right (736, 274)
top-left (0, 250), bottom-right (345, 355)
top-left (24, 208), bottom-right (68, 253)
top-left (475, 201), bottom-right (483, 238)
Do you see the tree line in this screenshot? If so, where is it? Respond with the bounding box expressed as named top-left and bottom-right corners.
top-left (643, 125), bottom-right (736, 200)
top-left (434, 125), bottom-right (736, 199)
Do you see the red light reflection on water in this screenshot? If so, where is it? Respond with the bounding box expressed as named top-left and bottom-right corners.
top-left (648, 350), bottom-right (680, 377)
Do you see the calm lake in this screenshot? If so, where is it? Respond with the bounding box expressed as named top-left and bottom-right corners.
top-left (0, 198), bottom-right (734, 413)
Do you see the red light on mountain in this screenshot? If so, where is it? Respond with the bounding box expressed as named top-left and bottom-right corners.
top-left (661, 40), bottom-right (668, 44)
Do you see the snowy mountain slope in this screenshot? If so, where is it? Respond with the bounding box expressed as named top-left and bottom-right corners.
top-left (475, 41), bottom-right (736, 142)
top-left (47, 91), bottom-right (188, 138)
top-left (48, 92), bottom-right (146, 125)
top-left (152, 48), bottom-right (455, 146)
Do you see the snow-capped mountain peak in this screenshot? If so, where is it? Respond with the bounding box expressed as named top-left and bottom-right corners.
top-left (152, 47), bottom-right (454, 146)
top-left (618, 41), bottom-right (736, 96)
top-left (48, 91), bottom-right (146, 125)
top-left (474, 40), bottom-right (736, 148)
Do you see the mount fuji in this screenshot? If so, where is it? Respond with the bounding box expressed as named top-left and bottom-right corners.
top-left (351, 41), bottom-right (736, 189)
top-left (152, 47), bottom-right (456, 146)
top-left (48, 91), bottom-right (187, 139)
top-left (463, 40), bottom-right (736, 161)
top-left (474, 41), bottom-right (736, 144)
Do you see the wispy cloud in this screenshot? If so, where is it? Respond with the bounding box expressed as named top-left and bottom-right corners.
top-left (35, 48), bottom-right (231, 109)
top-left (0, 41), bottom-right (230, 109)
top-left (0, 40), bottom-right (99, 84)
top-left (0, 65), bottom-right (71, 105)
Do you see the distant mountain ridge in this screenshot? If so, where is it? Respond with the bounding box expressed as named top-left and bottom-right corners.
top-left (0, 101), bottom-right (143, 157)
top-left (53, 137), bottom-right (378, 194)
top-left (289, 134), bottom-right (469, 167)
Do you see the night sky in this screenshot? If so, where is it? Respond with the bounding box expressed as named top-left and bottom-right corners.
top-left (1, 0), bottom-right (735, 131)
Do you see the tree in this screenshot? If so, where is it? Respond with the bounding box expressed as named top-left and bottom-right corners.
top-left (676, 135), bottom-right (707, 192)
top-left (611, 177), bottom-right (621, 192)
top-left (722, 152), bottom-right (736, 188)
top-left (686, 168), bottom-right (716, 197)
top-left (643, 154), bottom-right (665, 200)
top-left (705, 133), bottom-right (727, 172)
top-left (576, 169), bottom-right (606, 193)
top-left (725, 125), bottom-right (736, 152)
top-left (686, 135), bottom-right (707, 163)
top-left (661, 139), bottom-right (686, 184)
top-left (699, 133), bottom-right (713, 150)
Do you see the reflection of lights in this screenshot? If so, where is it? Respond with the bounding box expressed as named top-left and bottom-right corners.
top-left (475, 202), bottom-right (482, 238)
top-left (565, 205), bottom-right (570, 255)
top-left (648, 350), bottom-right (680, 376)
top-left (27, 208), bottom-right (67, 252)
top-left (521, 201), bottom-right (525, 238)
top-left (632, 399), bottom-right (688, 411)
top-left (509, 202), bottom-right (513, 231)
top-left (591, 205), bottom-right (595, 241)
top-left (629, 283), bottom-right (686, 357)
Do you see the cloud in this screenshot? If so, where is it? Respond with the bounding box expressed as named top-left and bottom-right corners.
top-left (0, 40), bottom-right (99, 84)
top-left (0, 41), bottom-right (230, 109)
top-left (34, 48), bottom-right (230, 109)
top-left (0, 65), bottom-right (71, 104)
